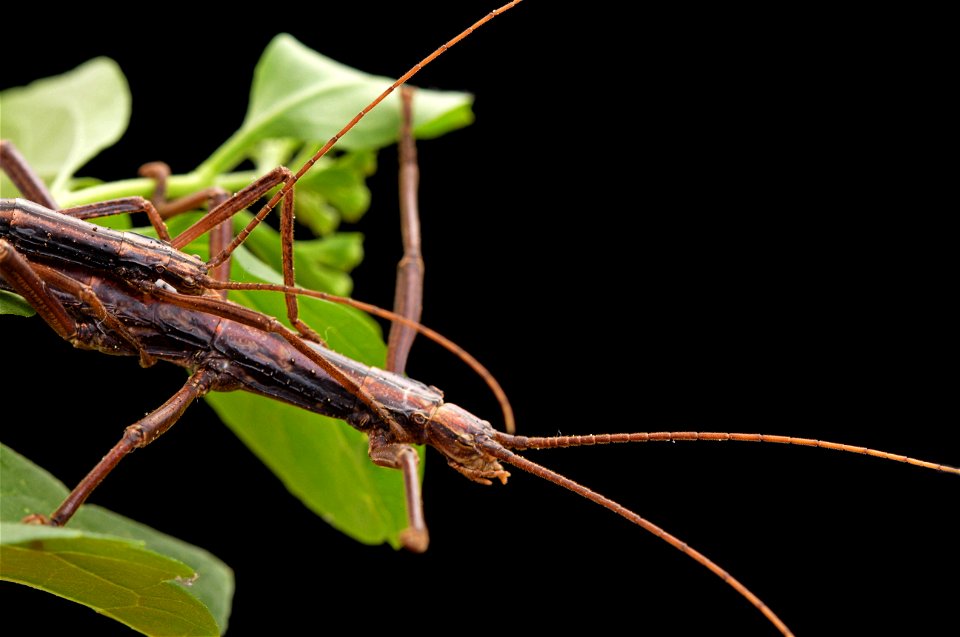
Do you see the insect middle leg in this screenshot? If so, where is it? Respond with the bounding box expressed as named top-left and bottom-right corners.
top-left (367, 87), bottom-right (429, 552)
top-left (0, 240), bottom-right (223, 526)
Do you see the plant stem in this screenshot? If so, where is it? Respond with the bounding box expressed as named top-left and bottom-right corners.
top-left (60, 171), bottom-right (259, 208)
top-left (193, 128), bottom-right (261, 179)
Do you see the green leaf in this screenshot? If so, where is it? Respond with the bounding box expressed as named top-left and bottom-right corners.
top-left (220, 250), bottom-right (423, 547)
top-left (205, 393), bottom-right (421, 549)
top-left (0, 444), bottom-right (232, 636)
top-left (228, 245), bottom-right (385, 364)
top-left (198, 34), bottom-right (474, 176)
top-left (298, 150), bottom-right (377, 225)
top-left (246, 34), bottom-right (472, 150)
top-left (226, 211), bottom-right (364, 297)
top-left (0, 58), bottom-right (130, 198)
top-left (0, 291), bottom-right (35, 317)
top-left (161, 213), bottom-right (383, 356)
top-left (298, 232), bottom-right (365, 272)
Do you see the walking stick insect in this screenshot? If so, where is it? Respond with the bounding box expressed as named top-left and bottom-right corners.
top-left (2, 2), bottom-right (957, 635)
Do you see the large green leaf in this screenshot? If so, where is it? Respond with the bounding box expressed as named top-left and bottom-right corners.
top-left (198, 34), bottom-right (474, 175)
top-left (246, 34), bottom-right (472, 150)
top-left (205, 394), bottom-right (416, 549)
top-left (0, 444), bottom-right (232, 636)
top-left (0, 58), bottom-right (130, 197)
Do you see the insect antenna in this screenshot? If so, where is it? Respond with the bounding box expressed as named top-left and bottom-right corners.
top-left (206, 0), bottom-right (524, 272)
top-left (475, 435), bottom-right (796, 637)
top-left (475, 429), bottom-right (954, 637)
top-left (490, 430), bottom-right (960, 474)
top-left (188, 1), bottom-right (526, 432)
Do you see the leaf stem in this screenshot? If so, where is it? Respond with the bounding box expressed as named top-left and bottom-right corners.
top-left (194, 128), bottom-right (261, 179)
top-left (60, 171), bottom-right (260, 207)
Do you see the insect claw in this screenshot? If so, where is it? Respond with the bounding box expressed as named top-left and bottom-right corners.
top-left (21, 513), bottom-right (51, 525)
top-left (174, 573), bottom-right (200, 587)
top-left (399, 527), bottom-right (430, 553)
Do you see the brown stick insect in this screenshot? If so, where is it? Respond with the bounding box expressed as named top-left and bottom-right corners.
top-left (1, 2), bottom-right (956, 635)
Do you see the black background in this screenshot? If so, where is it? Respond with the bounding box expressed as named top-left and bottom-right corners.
top-left (2, 3), bottom-right (955, 636)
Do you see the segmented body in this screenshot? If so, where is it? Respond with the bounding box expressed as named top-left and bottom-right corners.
top-left (43, 260), bottom-right (444, 434)
top-left (1, 199), bottom-right (208, 292)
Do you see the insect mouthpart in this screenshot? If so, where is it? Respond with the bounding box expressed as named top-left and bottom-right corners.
top-left (427, 403), bottom-right (510, 486)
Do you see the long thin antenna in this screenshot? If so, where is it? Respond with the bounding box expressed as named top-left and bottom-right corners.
top-left (210, 0), bottom-right (525, 269)
top-left (493, 430), bottom-right (960, 474)
top-left (478, 437), bottom-right (796, 637)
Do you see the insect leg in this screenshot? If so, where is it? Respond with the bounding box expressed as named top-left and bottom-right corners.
top-left (0, 140), bottom-right (56, 209)
top-left (0, 140), bottom-right (172, 241)
top-left (0, 238), bottom-right (158, 365)
top-left (204, 191), bottom-right (232, 297)
top-left (138, 161), bottom-right (232, 295)
top-left (371, 87), bottom-right (428, 552)
top-left (367, 434), bottom-right (428, 553)
top-left (0, 238), bottom-right (78, 341)
top-left (386, 87), bottom-right (425, 375)
top-left (167, 167), bottom-right (324, 343)
top-left (35, 367), bottom-right (220, 527)
top-left (137, 161), bottom-right (228, 220)
top-left (58, 198), bottom-right (172, 242)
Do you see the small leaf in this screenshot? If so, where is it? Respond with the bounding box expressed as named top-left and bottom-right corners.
top-left (298, 232), bottom-right (365, 272)
top-left (0, 291), bottom-right (35, 317)
top-left (0, 444), bottom-right (232, 635)
top-left (0, 58), bottom-right (130, 197)
top-left (298, 150), bottom-right (377, 224)
top-left (294, 189), bottom-right (342, 237)
top-left (225, 211), bottom-right (365, 297)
